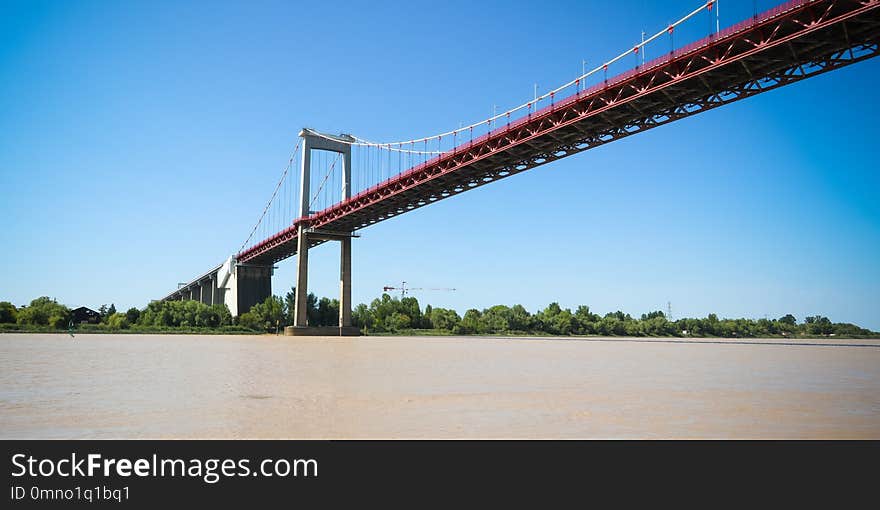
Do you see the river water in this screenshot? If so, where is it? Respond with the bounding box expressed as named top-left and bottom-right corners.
top-left (1, 333), bottom-right (879, 438)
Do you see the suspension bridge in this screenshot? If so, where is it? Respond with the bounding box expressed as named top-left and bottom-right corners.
top-left (161, 0), bottom-right (880, 335)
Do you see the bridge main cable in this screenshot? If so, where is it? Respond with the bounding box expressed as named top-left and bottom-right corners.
top-left (313, 1), bottom-right (721, 150)
top-left (238, 139), bottom-right (302, 254)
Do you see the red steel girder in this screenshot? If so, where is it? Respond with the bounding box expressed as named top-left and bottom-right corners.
top-left (238, 0), bottom-right (880, 265)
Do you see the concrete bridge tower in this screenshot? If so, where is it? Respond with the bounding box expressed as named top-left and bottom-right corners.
top-left (159, 128), bottom-right (359, 335)
top-left (290, 128), bottom-right (359, 336)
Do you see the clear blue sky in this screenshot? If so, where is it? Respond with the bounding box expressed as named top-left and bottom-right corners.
top-left (1, 0), bottom-right (878, 329)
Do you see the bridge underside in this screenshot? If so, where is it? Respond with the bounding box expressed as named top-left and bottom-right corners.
top-left (238, 0), bottom-right (880, 267)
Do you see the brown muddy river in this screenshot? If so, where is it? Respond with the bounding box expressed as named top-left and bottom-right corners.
top-left (1, 333), bottom-right (879, 438)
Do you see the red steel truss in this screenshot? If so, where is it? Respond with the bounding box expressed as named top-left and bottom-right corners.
top-left (238, 0), bottom-right (880, 266)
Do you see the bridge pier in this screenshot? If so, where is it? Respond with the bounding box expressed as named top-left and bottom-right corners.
top-left (291, 128), bottom-right (358, 336)
top-left (199, 277), bottom-right (214, 306)
top-left (293, 226), bottom-right (310, 327)
top-left (290, 228), bottom-right (356, 335)
top-left (340, 236), bottom-right (351, 328)
top-left (235, 264), bottom-right (273, 315)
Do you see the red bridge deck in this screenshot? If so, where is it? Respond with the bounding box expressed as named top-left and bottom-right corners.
top-left (238, 0), bottom-right (880, 266)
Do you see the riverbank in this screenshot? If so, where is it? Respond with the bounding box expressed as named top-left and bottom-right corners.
top-left (2, 323), bottom-right (878, 340)
top-left (2, 333), bottom-right (879, 439)
top-left (364, 328), bottom-right (880, 341)
top-left (0, 323), bottom-right (257, 335)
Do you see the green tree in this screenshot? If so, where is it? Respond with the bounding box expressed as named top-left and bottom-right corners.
top-left (107, 313), bottom-right (130, 329)
top-left (423, 304), bottom-right (433, 328)
top-left (17, 297), bottom-right (70, 328)
top-left (211, 304), bottom-right (233, 327)
top-left (0, 301), bottom-right (17, 323)
top-left (482, 305), bottom-right (512, 333)
top-left (237, 311), bottom-right (260, 330)
top-left (240, 296), bottom-right (285, 331)
top-left (134, 300), bottom-right (230, 329)
top-left (429, 307), bottom-right (460, 331)
top-left (756, 318), bottom-right (777, 336)
top-left (316, 297), bottom-right (340, 327)
top-left (367, 293), bottom-right (400, 332)
top-left (457, 309), bottom-right (483, 334)
top-left (352, 303), bottom-right (374, 330)
top-left (607, 310), bottom-right (629, 322)
top-left (509, 304), bottom-right (532, 332)
top-left (550, 308), bottom-right (574, 335)
top-left (125, 307), bottom-right (141, 324)
top-left (624, 319), bottom-right (643, 337)
top-left (779, 314), bottom-right (797, 326)
top-left (386, 312), bottom-right (411, 331)
top-left (399, 297), bottom-right (422, 328)
top-left (598, 316), bottom-right (625, 336)
top-left (642, 316), bottom-right (672, 336)
top-left (805, 315), bottom-right (832, 336)
top-left (48, 313), bottom-right (68, 328)
top-left (305, 293), bottom-right (319, 326)
top-left (573, 305), bottom-right (598, 335)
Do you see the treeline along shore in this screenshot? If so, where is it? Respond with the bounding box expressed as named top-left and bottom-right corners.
top-left (1, 290), bottom-right (876, 338)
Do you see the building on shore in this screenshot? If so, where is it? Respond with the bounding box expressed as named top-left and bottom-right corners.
top-left (71, 306), bottom-right (101, 324)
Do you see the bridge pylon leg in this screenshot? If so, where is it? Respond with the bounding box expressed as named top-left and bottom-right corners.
top-left (293, 227), bottom-right (310, 328)
top-left (340, 236), bottom-right (351, 328)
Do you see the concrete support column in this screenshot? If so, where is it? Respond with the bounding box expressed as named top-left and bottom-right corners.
top-left (294, 228), bottom-right (310, 327)
top-left (339, 237), bottom-right (351, 327)
top-left (341, 143), bottom-right (351, 199)
top-left (199, 280), bottom-right (213, 306)
top-left (293, 133), bottom-right (312, 328)
top-left (339, 144), bottom-right (352, 328)
top-left (216, 287), bottom-right (227, 311)
top-left (298, 137), bottom-right (311, 218)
